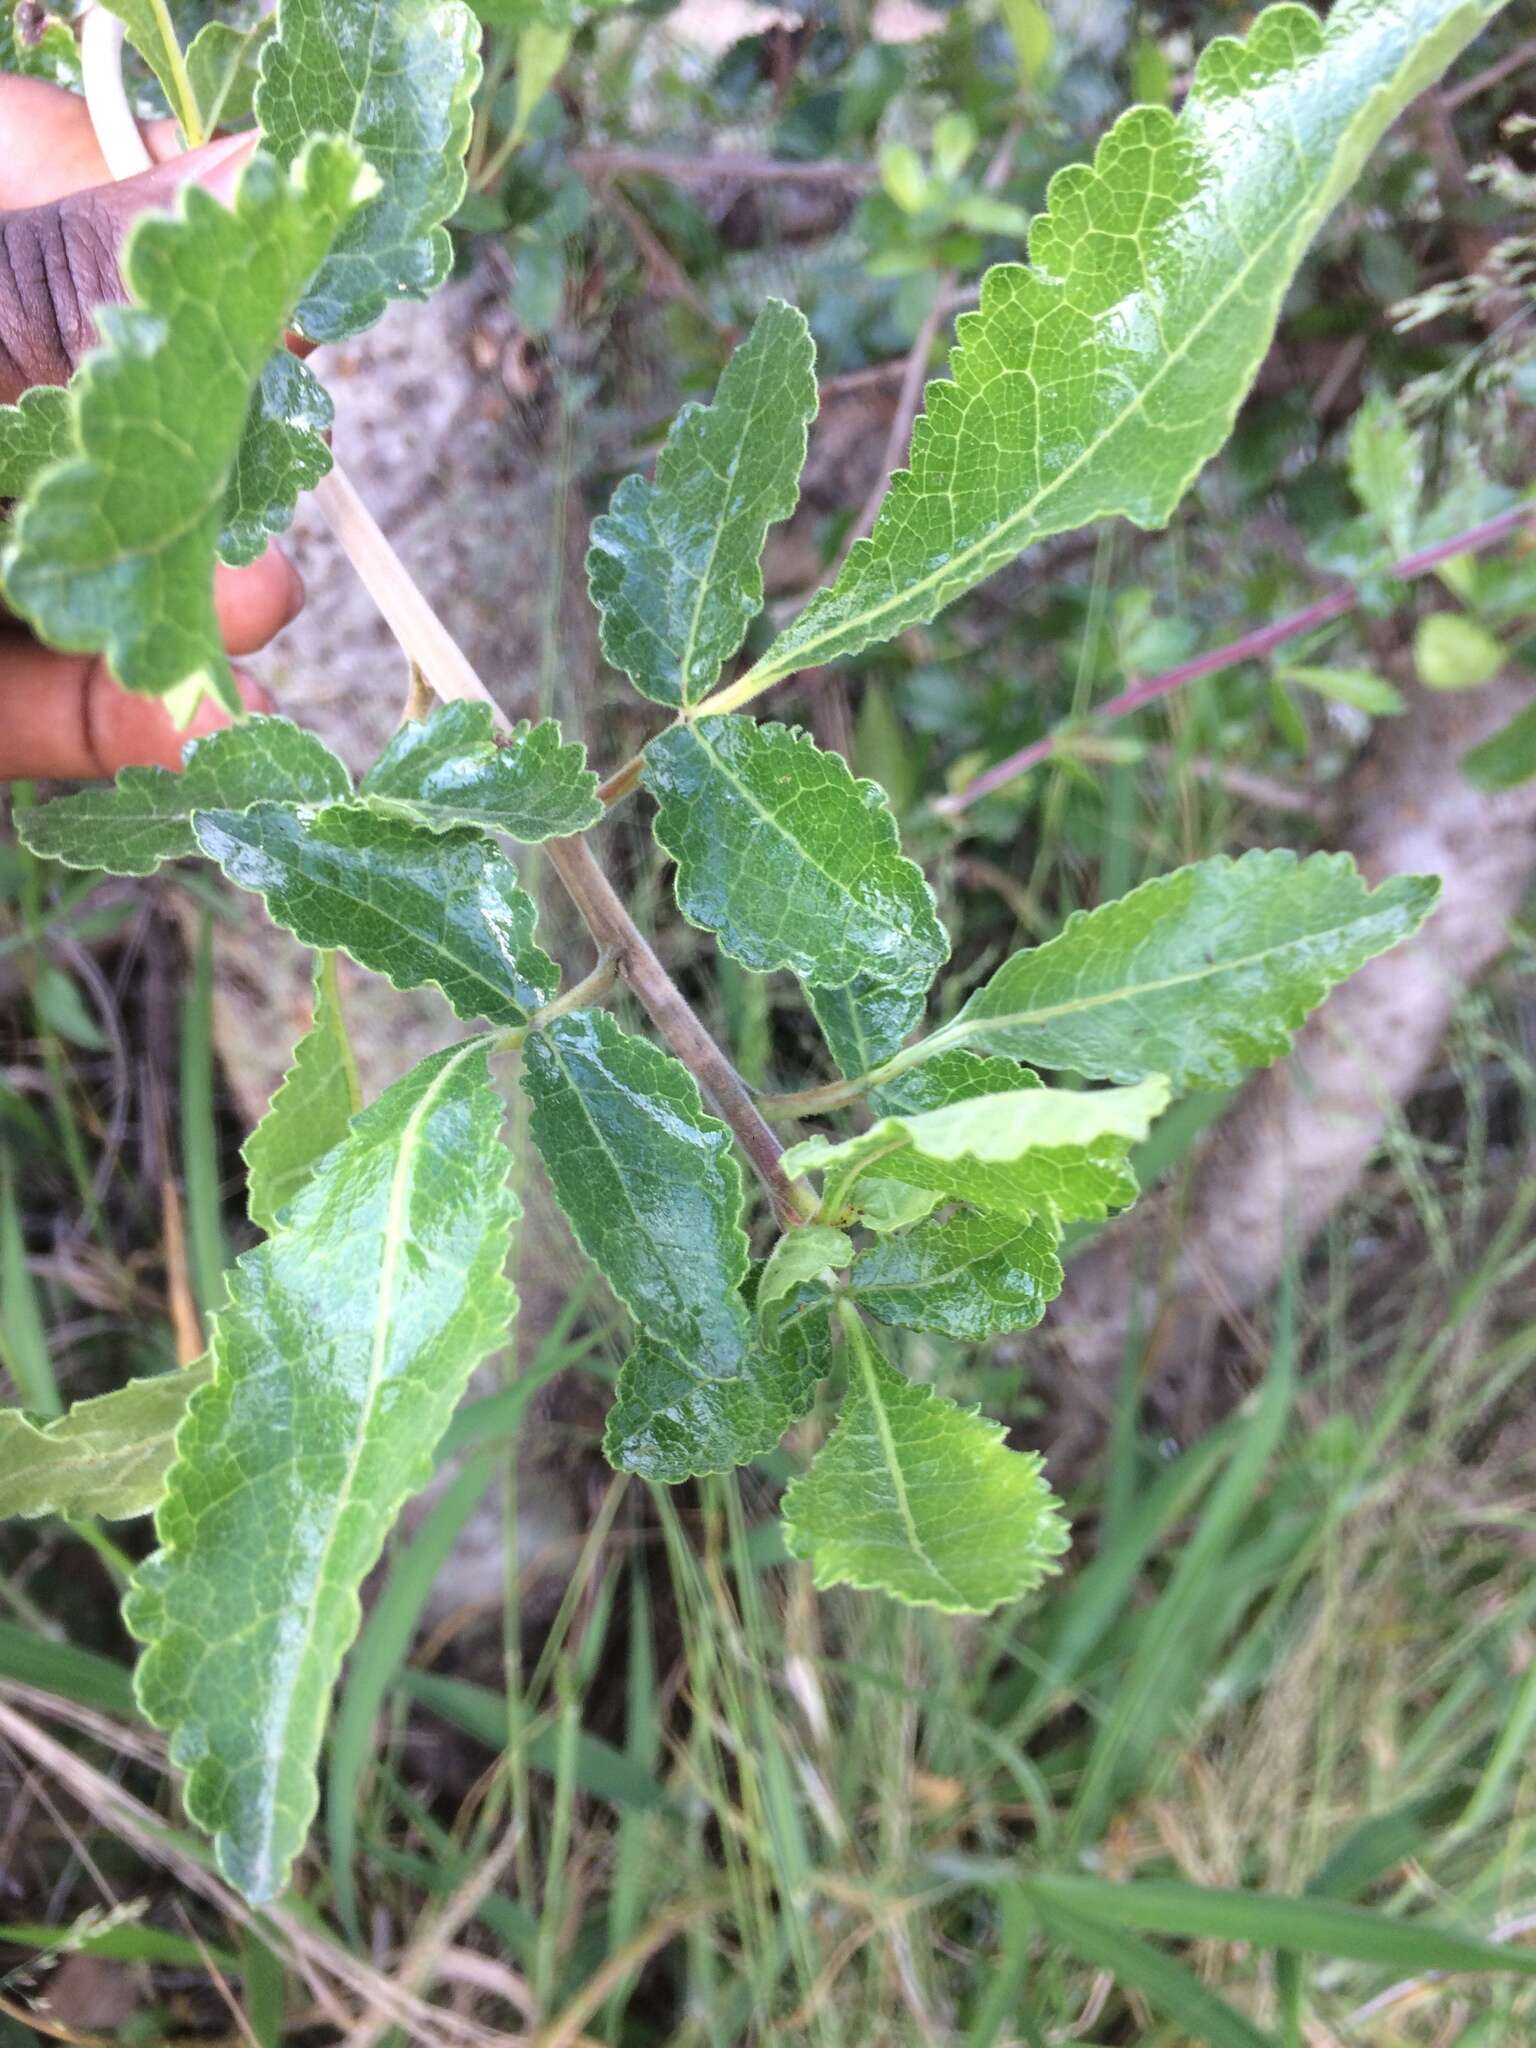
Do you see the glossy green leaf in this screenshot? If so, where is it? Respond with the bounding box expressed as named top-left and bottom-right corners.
top-left (852, 1211), bottom-right (1062, 1339)
top-left (870, 1048), bottom-right (1041, 1116)
top-left (1462, 699), bottom-right (1536, 791)
top-left (16, 717), bottom-right (351, 877)
top-left (934, 852), bottom-right (1438, 1090)
top-left (605, 1285), bottom-right (832, 1483)
top-left (2, 143), bottom-right (374, 710)
top-left (1414, 610), bottom-right (1505, 689)
top-left (783, 1075), bottom-right (1168, 1227)
top-left (0, 385), bottom-right (72, 499)
top-left (522, 1010), bottom-right (753, 1368)
top-left (243, 953), bottom-right (362, 1236)
top-left (809, 972), bottom-right (929, 1078)
top-left (0, 1366), bottom-right (209, 1521)
top-left (735, 0), bottom-right (1506, 696)
top-left (128, 1039), bottom-right (517, 1903)
top-left (221, 352), bottom-right (335, 568)
top-left (255, 0), bottom-right (482, 343)
top-left (588, 301), bottom-right (817, 709)
top-left (645, 716), bottom-right (948, 992)
top-left (782, 1311), bottom-right (1068, 1612)
top-left (194, 801), bottom-right (557, 1025)
top-left (758, 1225), bottom-right (852, 1313)
top-left (361, 702), bottom-right (602, 840)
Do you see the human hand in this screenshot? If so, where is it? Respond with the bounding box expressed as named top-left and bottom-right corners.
top-left (0, 77), bottom-right (302, 780)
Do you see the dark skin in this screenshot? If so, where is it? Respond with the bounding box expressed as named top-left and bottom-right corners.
top-left (0, 77), bottom-right (301, 779)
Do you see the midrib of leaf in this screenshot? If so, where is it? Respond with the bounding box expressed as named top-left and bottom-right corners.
top-left (695, 22), bottom-right (1440, 715)
top-left (253, 1033), bottom-right (482, 1877)
top-left (862, 1223), bottom-right (1042, 1295)
top-left (842, 1305), bottom-right (968, 1609)
top-left (687, 720), bottom-right (890, 909)
top-left (673, 342), bottom-right (771, 705)
top-left (145, 0), bottom-right (205, 143)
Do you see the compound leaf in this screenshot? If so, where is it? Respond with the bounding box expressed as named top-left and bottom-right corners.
top-left (939, 851), bottom-right (1438, 1090)
top-left (0, 385), bottom-right (72, 499)
top-left (256, 0), bottom-right (482, 343)
top-left (784, 1074), bottom-right (1168, 1227)
top-left (852, 1211), bottom-right (1062, 1340)
top-left (1, 142), bottom-right (374, 709)
top-left (522, 1010), bottom-right (753, 1369)
top-left (361, 702), bottom-right (602, 840)
top-left (588, 300), bottom-right (817, 709)
top-left (243, 953), bottom-right (362, 1236)
top-left (0, 1365), bottom-right (210, 1522)
top-left (782, 1311), bottom-right (1068, 1612)
top-left (740, 0), bottom-right (1507, 693)
top-left (644, 716), bottom-right (948, 992)
top-left (16, 717), bottom-right (352, 877)
top-left (128, 1039), bottom-right (517, 1903)
top-left (193, 801), bottom-right (557, 1024)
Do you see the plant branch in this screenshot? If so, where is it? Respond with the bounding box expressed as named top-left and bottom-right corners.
top-left (933, 501), bottom-right (1536, 817)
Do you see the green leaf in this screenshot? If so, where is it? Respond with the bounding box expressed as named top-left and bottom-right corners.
top-left (933, 852), bottom-right (1438, 1090)
top-left (194, 802), bottom-right (557, 1025)
top-left (1462, 698), bottom-right (1536, 791)
top-left (1278, 663), bottom-right (1405, 716)
top-left (759, 1225), bottom-right (852, 1313)
top-left (0, 385), bottom-right (72, 499)
top-left (98, 0), bottom-right (201, 135)
top-left (870, 1048), bottom-right (1040, 1115)
top-left (852, 1211), bottom-right (1062, 1339)
top-left (16, 716), bottom-right (352, 877)
top-left (255, 0), bottom-right (482, 344)
top-left (808, 972), bottom-right (928, 1078)
top-left (221, 351), bottom-right (335, 568)
top-left (782, 1311), bottom-right (1068, 1612)
top-left (0, 1366), bottom-right (209, 1521)
top-left (186, 18), bottom-right (271, 133)
top-left (361, 702), bottom-right (602, 840)
top-left (1, 143), bottom-right (374, 710)
top-left (0, 0), bottom-right (82, 85)
top-left (587, 301), bottom-right (818, 709)
top-left (735, 0), bottom-right (1506, 696)
top-left (127, 1039), bottom-right (517, 1903)
top-left (644, 717), bottom-right (948, 992)
top-left (1414, 610), bottom-right (1505, 689)
top-left (1347, 389), bottom-right (1422, 553)
top-left (605, 1284), bottom-right (832, 1483)
top-left (783, 1074), bottom-right (1168, 1227)
top-left (243, 953), bottom-right (362, 1236)
top-left (521, 1010), bottom-right (753, 1368)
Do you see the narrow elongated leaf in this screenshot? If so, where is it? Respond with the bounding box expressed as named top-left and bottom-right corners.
top-left (0, 1366), bottom-right (209, 1521)
top-left (1, 143), bottom-right (375, 709)
top-left (935, 852), bottom-right (1437, 1090)
top-left (0, 385), bottom-right (72, 498)
top-left (605, 1285), bottom-right (832, 1483)
top-left (783, 1312), bottom-right (1068, 1611)
top-left (256, 0), bottom-right (482, 343)
top-left (736, 0), bottom-right (1506, 695)
top-left (221, 352), bottom-right (335, 567)
top-left (645, 717), bottom-right (947, 991)
top-left (588, 301), bottom-right (817, 708)
top-left (852, 1211), bottom-right (1061, 1339)
top-left (785, 1075), bottom-right (1167, 1226)
top-left (194, 802), bottom-right (557, 1024)
top-left (521, 1010), bottom-right (753, 1368)
top-left (127, 1039), bottom-right (517, 1903)
top-left (243, 954), bottom-right (362, 1235)
top-left (361, 702), bottom-right (602, 840)
top-left (16, 717), bottom-right (352, 877)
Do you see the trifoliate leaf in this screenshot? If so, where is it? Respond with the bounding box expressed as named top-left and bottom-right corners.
top-left (255, 0), bottom-right (482, 343)
top-left (193, 802), bottom-right (557, 1024)
top-left (782, 1311), bottom-right (1068, 1612)
top-left (243, 953), bottom-right (362, 1236)
top-left (221, 351), bottom-right (335, 568)
top-left (1, 143), bottom-right (374, 710)
top-left (758, 1225), bottom-right (852, 1313)
top-left (852, 1211), bottom-right (1062, 1340)
top-left (735, 0), bottom-right (1507, 696)
top-left (783, 1076), bottom-right (1168, 1227)
top-left (1414, 611), bottom-right (1505, 690)
top-left (0, 1365), bottom-right (210, 1521)
top-left (361, 702), bottom-right (602, 840)
top-left (644, 717), bottom-right (948, 992)
top-left (604, 1285), bottom-right (832, 1483)
top-left (522, 1009), bottom-right (753, 1369)
top-left (16, 717), bottom-right (352, 877)
top-left (588, 301), bottom-right (818, 709)
top-left (0, 385), bottom-right (72, 499)
top-left (935, 852), bottom-right (1438, 1090)
top-left (128, 1039), bottom-right (517, 1903)
top-left (808, 972), bottom-right (929, 1078)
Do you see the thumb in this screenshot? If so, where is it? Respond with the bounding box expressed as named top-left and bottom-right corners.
top-left (0, 132), bottom-right (258, 406)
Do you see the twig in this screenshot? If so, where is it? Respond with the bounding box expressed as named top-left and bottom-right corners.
top-left (1441, 36), bottom-right (1536, 109)
top-left (933, 502), bottom-right (1536, 818)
